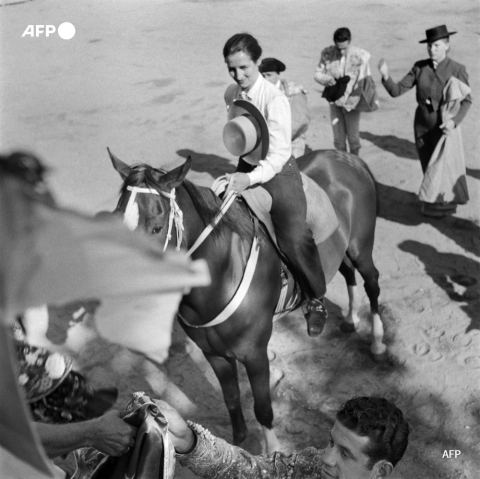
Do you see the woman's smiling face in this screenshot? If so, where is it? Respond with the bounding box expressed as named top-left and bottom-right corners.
top-left (226, 50), bottom-right (261, 91)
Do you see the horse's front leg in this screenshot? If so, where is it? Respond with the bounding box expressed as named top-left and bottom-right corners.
top-left (243, 347), bottom-right (280, 453)
top-left (203, 352), bottom-right (248, 445)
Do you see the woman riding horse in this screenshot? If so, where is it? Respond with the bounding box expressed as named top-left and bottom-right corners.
top-left (222, 33), bottom-right (328, 337)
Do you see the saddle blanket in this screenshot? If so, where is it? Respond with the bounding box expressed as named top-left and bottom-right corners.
top-left (214, 172), bottom-right (339, 245)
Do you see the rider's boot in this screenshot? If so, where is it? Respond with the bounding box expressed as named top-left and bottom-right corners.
top-left (304, 298), bottom-right (328, 337)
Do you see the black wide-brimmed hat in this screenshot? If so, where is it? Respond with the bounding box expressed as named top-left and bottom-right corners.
top-left (419, 25), bottom-right (457, 44)
top-left (259, 57), bottom-right (286, 74)
top-left (223, 100), bottom-right (269, 160)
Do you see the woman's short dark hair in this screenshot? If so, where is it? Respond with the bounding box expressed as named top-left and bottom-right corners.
top-left (223, 33), bottom-right (262, 62)
top-left (336, 397), bottom-right (409, 468)
top-left (333, 27), bottom-right (351, 43)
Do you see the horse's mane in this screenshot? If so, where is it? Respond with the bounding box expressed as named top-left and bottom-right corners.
top-left (182, 180), bottom-right (254, 240)
top-left (120, 164), bottom-right (254, 240)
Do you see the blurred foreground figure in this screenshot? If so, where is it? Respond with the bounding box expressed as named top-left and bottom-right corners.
top-left (378, 25), bottom-right (472, 217)
top-left (157, 396), bottom-right (409, 479)
top-left (0, 151), bottom-right (209, 478)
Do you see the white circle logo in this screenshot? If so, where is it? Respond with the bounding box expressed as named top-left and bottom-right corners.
top-left (57, 22), bottom-right (75, 40)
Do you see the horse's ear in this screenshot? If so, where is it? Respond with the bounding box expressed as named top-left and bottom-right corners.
top-left (107, 147), bottom-right (131, 180)
top-left (160, 156), bottom-right (193, 190)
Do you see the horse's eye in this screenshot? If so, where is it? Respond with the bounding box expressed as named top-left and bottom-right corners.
top-left (152, 226), bottom-right (163, 235)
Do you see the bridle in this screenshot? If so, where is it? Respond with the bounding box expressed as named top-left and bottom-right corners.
top-left (123, 181), bottom-right (237, 256)
top-left (124, 186), bottom-right (184, 252)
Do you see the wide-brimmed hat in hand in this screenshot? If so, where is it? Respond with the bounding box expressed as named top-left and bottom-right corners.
top-left (419, 25), bottom-right (457, 44)
top-left (223, 99), bottom-right (269, 159)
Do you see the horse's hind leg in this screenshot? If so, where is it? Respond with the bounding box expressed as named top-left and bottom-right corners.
top-left (347, 251), bottom-right (387, 361)
top-left (339, 258), bottom-right (361, 333)
top-left (204, 352), bottom-right (248, 445)
top-left (243, 348), bottom-right (280, 453)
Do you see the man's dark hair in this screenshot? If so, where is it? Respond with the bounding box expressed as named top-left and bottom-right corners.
top-left (333, 27), bottom-right (351, 43)
top-left (336, 396), bottom-right (409, 468)
top-left (223, 33), bottom-right (262, 62)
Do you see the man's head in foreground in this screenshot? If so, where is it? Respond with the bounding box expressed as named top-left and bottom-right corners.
top-left (321, 396), bottom-right (409, 479)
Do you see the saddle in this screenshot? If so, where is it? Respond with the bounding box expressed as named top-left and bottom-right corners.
top-left (212, 172), bottom-right (339, 248)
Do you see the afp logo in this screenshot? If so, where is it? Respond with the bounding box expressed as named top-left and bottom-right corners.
top-left (22, 22), bottom-right (76, 40)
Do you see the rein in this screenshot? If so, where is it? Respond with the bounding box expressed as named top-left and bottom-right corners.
top-left (124, 184), bottom-right (237, 256)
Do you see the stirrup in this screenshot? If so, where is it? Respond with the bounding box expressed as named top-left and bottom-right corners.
top-left (303, 299), bottom-right (328, 337)
top-left (303, 298), bottom-right (328, 316)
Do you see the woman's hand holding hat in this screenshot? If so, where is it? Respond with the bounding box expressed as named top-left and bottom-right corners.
top-left (225, 172), bottom-right (250, 196)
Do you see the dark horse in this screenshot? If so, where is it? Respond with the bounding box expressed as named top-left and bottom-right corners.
top-left (109, 149), bottom-right (386, 452)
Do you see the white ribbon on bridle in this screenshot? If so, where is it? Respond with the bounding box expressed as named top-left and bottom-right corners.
top-left (124, 176), bottom-right (237, 256)
top-left (125, 185), bottom-right (184, 252)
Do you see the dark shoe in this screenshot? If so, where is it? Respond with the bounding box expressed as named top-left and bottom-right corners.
top-left (304, 299), bottom-right (328, 337)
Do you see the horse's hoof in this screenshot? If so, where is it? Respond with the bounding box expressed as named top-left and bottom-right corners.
top-left (370, 350), bottom-right (389, 363)
top-left (340, 322), bottom-right (356, 334)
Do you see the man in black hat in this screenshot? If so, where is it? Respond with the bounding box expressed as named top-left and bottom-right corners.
top-left (259, 57), bottom-right (311, 158)
top-left (378, 25), bottom-right (472, 198)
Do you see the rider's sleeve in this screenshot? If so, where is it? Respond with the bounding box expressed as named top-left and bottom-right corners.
top-left (177, 421), bottom-right (325, 478)
top-left (246, 94), bottom-right (292, 186)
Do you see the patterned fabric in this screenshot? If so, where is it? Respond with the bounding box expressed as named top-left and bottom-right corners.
top-left (279, 79), bottom-right (310, 143)
top-left (280, 79), bottom-right (307, 97)
top-left (73, 392), bottom-right (176, 479)
top-left (314, 45), bottom-right (371, 111)
top-left (178, 422), bottom-right (325, 479)
top-left (13, 323), bottom-right (95, 424)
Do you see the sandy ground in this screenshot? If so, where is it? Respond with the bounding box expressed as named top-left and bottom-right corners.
top-left (1, 0), bottom-right (480, 478)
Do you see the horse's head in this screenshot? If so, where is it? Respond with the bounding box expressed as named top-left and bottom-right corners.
top-left (109, 148), bottom-right (192, 250)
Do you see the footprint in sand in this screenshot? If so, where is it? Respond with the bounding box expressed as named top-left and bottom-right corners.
top-left (413, 342), bottom-right (430, 356)
top-left (423, 326), bottom-right (445, 339)
top-left (464, 356), bottom-right (480, 369)
top-left (453, 333), bottom-right (472, 348)
top-left (412, 342), bottom-right (443, 361)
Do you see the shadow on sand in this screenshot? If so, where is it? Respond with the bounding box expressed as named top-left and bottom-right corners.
top-left (398, 240), bottom-right (480, 332)
top-left (360, 131), bottom-right (418, 159)
top-left (361, 132), bottom-right (480, 181)
top-left (176, 148), bottom-right (236, 178)
top-left (376, 181), bottom-right (480, 257)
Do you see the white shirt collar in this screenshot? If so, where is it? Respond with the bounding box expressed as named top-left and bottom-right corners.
top-left (241, 73), bottom-right (263, 100)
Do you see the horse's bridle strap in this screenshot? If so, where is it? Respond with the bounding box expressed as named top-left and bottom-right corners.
top-left (125, 186), bottom-right (183, 251)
